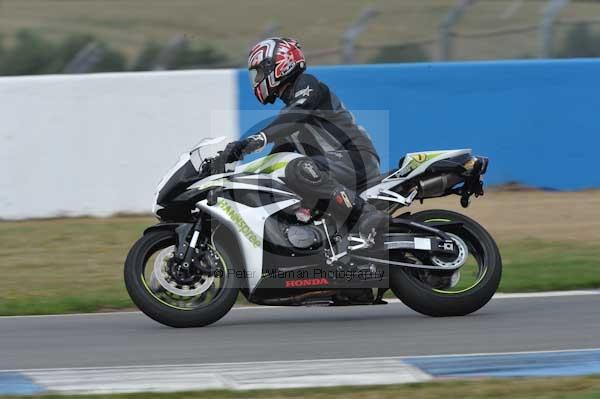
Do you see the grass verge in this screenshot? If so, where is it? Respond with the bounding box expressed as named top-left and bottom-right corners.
top-left (1, 216), bottom-right (599, 316)
top-left (3, 376), bottom-right (600, 399)
top-left (2, 0), bottom-right (600, 64)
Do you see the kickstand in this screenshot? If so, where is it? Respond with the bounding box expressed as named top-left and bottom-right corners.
top-left (374, 288), bottom-right (388, 305)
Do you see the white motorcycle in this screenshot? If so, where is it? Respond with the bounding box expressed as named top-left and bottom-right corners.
top-left (124, 137), bottom-right (501, 327)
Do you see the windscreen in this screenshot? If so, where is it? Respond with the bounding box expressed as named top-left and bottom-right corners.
top-left (189, 136), bottom-right (227, 170)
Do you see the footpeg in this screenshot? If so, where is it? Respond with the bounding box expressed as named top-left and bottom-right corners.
top-left (348, 232), bottom-right (375, 251)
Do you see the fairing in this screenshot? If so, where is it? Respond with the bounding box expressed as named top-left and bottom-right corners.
top-left (153, 139), bottom-right (480, 294)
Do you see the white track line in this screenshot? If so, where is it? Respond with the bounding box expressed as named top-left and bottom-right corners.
top-left (4, 348), bottom-right (600, 394)
top-left (6, 360), bottom-right (432, 393)
top-left (1, 289), bottom-right (599, 319)
top-left (493, 290), bottom-right (600, 299)
top-left (4, 347), bottom-right (600, 374)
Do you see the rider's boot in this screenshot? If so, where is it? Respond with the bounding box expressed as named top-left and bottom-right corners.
top-left (330, 188), bottom-right (389, 245)
top-left (355, 201), bottom-right (390, 239)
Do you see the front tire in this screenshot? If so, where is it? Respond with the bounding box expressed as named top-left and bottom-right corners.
top-left (124, 230), bottom-right (238, 328)
top-left (390, 210), bottom-right (502, 317)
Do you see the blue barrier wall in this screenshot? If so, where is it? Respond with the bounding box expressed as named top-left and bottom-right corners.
top-left (237, 59), bottom-right (599, 190)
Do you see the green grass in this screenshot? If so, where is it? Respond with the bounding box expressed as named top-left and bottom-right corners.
top-left (3, 376), bottom-right (600, 399)
top-left (2, 0), bottom-right (600, 65)
top-left (0, 216), bottom-right (599, 316)
top-left (499, 239), bottom-right (600, 292)
top-left (0, 216), bottom-right (152, 316)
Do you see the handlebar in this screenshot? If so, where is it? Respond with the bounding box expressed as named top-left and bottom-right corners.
top-left (200, 135), bottom-right (265, 176)
top-left (200, 153), bottom-right (226, 176)
top-left (243, 136), bottom-right (264, 155)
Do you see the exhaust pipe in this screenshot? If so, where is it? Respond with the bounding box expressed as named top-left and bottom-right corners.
top-left (418, 173), bottom-right (462, 198)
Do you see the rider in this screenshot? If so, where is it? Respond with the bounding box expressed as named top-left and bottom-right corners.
top-left (223, 37), bottom-right (388, 238)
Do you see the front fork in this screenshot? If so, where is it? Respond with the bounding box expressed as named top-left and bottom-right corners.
top-left (173, 216), bottom-right (214, 275)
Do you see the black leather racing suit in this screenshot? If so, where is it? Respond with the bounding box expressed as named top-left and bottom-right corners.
top-left (259, 72), bottom-right (381, 222)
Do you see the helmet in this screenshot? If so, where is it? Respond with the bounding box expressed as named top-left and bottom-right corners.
top-left (248, 37), bottom-right (306, 104)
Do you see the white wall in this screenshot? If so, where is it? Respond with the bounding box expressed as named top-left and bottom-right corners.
top-left (0, 70), bottom-right (238, 219)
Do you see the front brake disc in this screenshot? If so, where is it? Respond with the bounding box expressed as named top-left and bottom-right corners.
top-left (152, 246), bottom-right (215, 297)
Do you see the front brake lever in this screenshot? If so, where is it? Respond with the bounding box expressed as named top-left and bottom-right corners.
top-left (209, 151), bottom-right (226, 175)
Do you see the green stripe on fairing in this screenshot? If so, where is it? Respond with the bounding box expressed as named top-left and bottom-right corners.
top-left (244, 154), bottom-right (280, 173)
top-left (258, 161), bottom-right (288, 174)
top-left (401, 152), bottom-right (445, 176)
top-left (244, 155), bottom-right (289, 174)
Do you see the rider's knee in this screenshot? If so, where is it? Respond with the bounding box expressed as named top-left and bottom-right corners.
top-left (285, 157), bottom-right (327, 191)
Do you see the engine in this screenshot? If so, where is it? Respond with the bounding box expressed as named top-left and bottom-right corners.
top-left (286, 225), bottom-right (324, 249)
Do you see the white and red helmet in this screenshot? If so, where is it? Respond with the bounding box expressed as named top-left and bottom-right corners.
top-left (248, 37), bottom-right (306, 104)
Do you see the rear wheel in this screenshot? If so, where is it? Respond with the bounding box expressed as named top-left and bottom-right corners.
top-left (390, 210), bottom-right (502, 317)
top-left (124, 230), bottom-right (238, 327)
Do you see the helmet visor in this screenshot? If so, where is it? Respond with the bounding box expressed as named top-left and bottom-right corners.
top-left (248, 66), bottom-right (265, 88)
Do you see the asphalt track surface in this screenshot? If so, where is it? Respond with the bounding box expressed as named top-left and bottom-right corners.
top-left (1, 293), bottom-right (599, 370)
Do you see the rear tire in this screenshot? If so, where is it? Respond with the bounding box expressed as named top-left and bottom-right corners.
top-left (124, 230), bottom-right (239, 328)
top-left (390, 210), bottom-right (502, 317)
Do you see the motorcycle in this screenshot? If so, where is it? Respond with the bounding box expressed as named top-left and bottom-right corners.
top-left (124, 136), bottom-right (501, 327)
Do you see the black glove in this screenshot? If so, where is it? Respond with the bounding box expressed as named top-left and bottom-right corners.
top-left (222, 140), bottom-right (247, 163)
top-left (222, 134), bottom-right (266, 163)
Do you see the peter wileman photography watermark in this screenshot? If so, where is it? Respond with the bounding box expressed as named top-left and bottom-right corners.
top-left (221, 267), bottom-right (389, 288)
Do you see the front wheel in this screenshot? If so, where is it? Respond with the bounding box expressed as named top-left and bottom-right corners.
top-left (390, 210), bottom-right (502, 317)
top-left (124, 230), bottom-right (238, 327)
